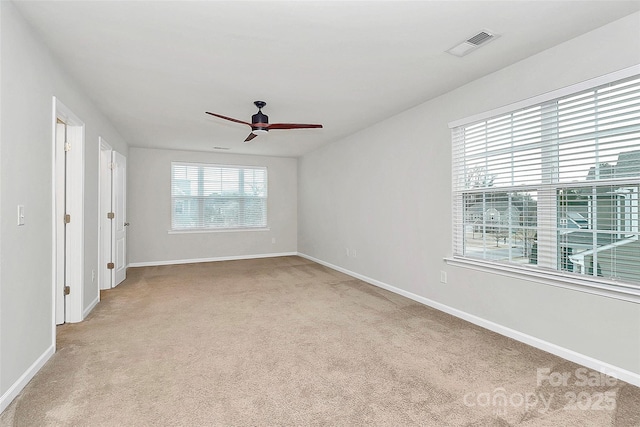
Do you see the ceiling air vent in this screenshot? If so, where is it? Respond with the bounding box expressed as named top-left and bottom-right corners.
top-left (447, 30), bottom-right (498, 57)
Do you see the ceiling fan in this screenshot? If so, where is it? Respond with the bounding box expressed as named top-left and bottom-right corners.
top-left (206, 101), bottom-right (323, 142)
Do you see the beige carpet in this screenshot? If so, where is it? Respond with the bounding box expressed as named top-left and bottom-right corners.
top-left (1, 256), bottom-right (638, 426)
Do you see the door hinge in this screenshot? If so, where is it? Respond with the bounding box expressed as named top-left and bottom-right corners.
top-left (107, 212), bottom-right (115, 219)
top-left (108, 162), bottom-right (115, 170)
top-left (107, 262), bottom-right (115, 270)
top-left (64, 142), bottom-right (71, 152)
top-left (64, 285), bottom-right (70, 295)
top-left (64, 214), bottom-right (71, 224)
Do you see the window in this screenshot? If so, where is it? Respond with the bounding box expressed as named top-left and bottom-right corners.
top-left (171, 162), bottom-right (267, 231)
top-left (451, 73), bottom-right (640, 292)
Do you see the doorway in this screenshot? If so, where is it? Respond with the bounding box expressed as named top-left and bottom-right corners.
top-left (53, 97), bottom-right (84, 325)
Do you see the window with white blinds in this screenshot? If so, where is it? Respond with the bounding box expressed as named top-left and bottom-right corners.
top-left (451, 74), bottom-right (640, 291)
top-left (171, 162), bottom-right (267, 231)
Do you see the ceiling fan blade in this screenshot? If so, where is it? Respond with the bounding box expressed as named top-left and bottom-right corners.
top-left (244, 133), bottom-right (258, 143)
top-left (206, 112), bottom-right (252, 127)
top-left (267, 123), bottom-right (323, 130)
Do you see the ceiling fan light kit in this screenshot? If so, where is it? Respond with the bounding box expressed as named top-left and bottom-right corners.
top-left (206, 101), bottom-right (323, 143)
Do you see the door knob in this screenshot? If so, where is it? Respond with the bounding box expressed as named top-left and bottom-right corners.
top-left (124, 222), bottom-right (130, 226)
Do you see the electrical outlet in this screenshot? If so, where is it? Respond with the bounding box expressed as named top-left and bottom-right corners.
top-left (352, 249), bottom-right (357, 258)
top-left (345, 248), bottom-right (350, 257)
top-left (440, 271), bottom-right (447, 284)
top-left (92, 270), bottom-right (96, 282)
top-left (271, 237), bottom-right (276, 244)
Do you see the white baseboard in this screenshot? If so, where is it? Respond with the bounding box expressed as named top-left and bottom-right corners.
top-left (297, 252), bottom-right (640, 388)
top-left (128, 252), bottom-right (299, 268)
top-left (83, 294), bottom-right (100, 320)
top-left (0, 345), bottom-right (55, 413)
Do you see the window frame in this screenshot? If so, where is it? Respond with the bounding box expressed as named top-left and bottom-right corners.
top-left (447, 65), bottom-right (640, 303)
top-left (170, 161), bottom-right (268, 233)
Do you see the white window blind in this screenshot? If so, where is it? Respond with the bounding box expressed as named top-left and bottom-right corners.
top-left (171, 162), bottom-right (267, 230)
top-left (452, 74), bottom-right (640, 290)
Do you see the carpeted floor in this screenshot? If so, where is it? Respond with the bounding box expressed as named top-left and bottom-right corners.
top-left (1, 256), bottom-right (638, 426)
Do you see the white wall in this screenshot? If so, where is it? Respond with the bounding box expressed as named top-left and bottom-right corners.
top-left (298, 12), bottom-right (640, 380)
top-left (0, 1), bottom-right (128, 409)
top-left (128, 148), bottom-right (297, 265)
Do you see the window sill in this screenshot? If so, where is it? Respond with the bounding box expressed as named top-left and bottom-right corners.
top-left (444, 256), bottom-right (640, 304)
top-left (168, 227), bottom-right (270, 235)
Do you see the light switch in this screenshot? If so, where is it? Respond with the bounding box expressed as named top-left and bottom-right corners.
top-left (17, 205), bottom-right (25, 226)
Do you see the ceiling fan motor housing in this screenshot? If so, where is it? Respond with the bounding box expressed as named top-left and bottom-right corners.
top-left (251, 110), bottom-right (269, 132)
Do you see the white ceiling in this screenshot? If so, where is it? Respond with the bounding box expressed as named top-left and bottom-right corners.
top-left (14, 1), bottom-right (640, 158)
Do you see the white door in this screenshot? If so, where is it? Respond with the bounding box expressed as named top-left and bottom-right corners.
top-left (54, 99), bottom-right (84, 325)
top-left (54, 120), bottom-right (66, 324)
top-left (55, 118), bottom-right (81, 324)
top-left (112, 151), bottom-right (127, 286)
top-left (99, 139), bottom-right (113, 290)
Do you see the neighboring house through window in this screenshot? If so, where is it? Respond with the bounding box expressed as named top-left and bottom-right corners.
top-left (450, 70), bottom-right (640, 295)
top-left (171, 162), bottom-right (267, 231)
